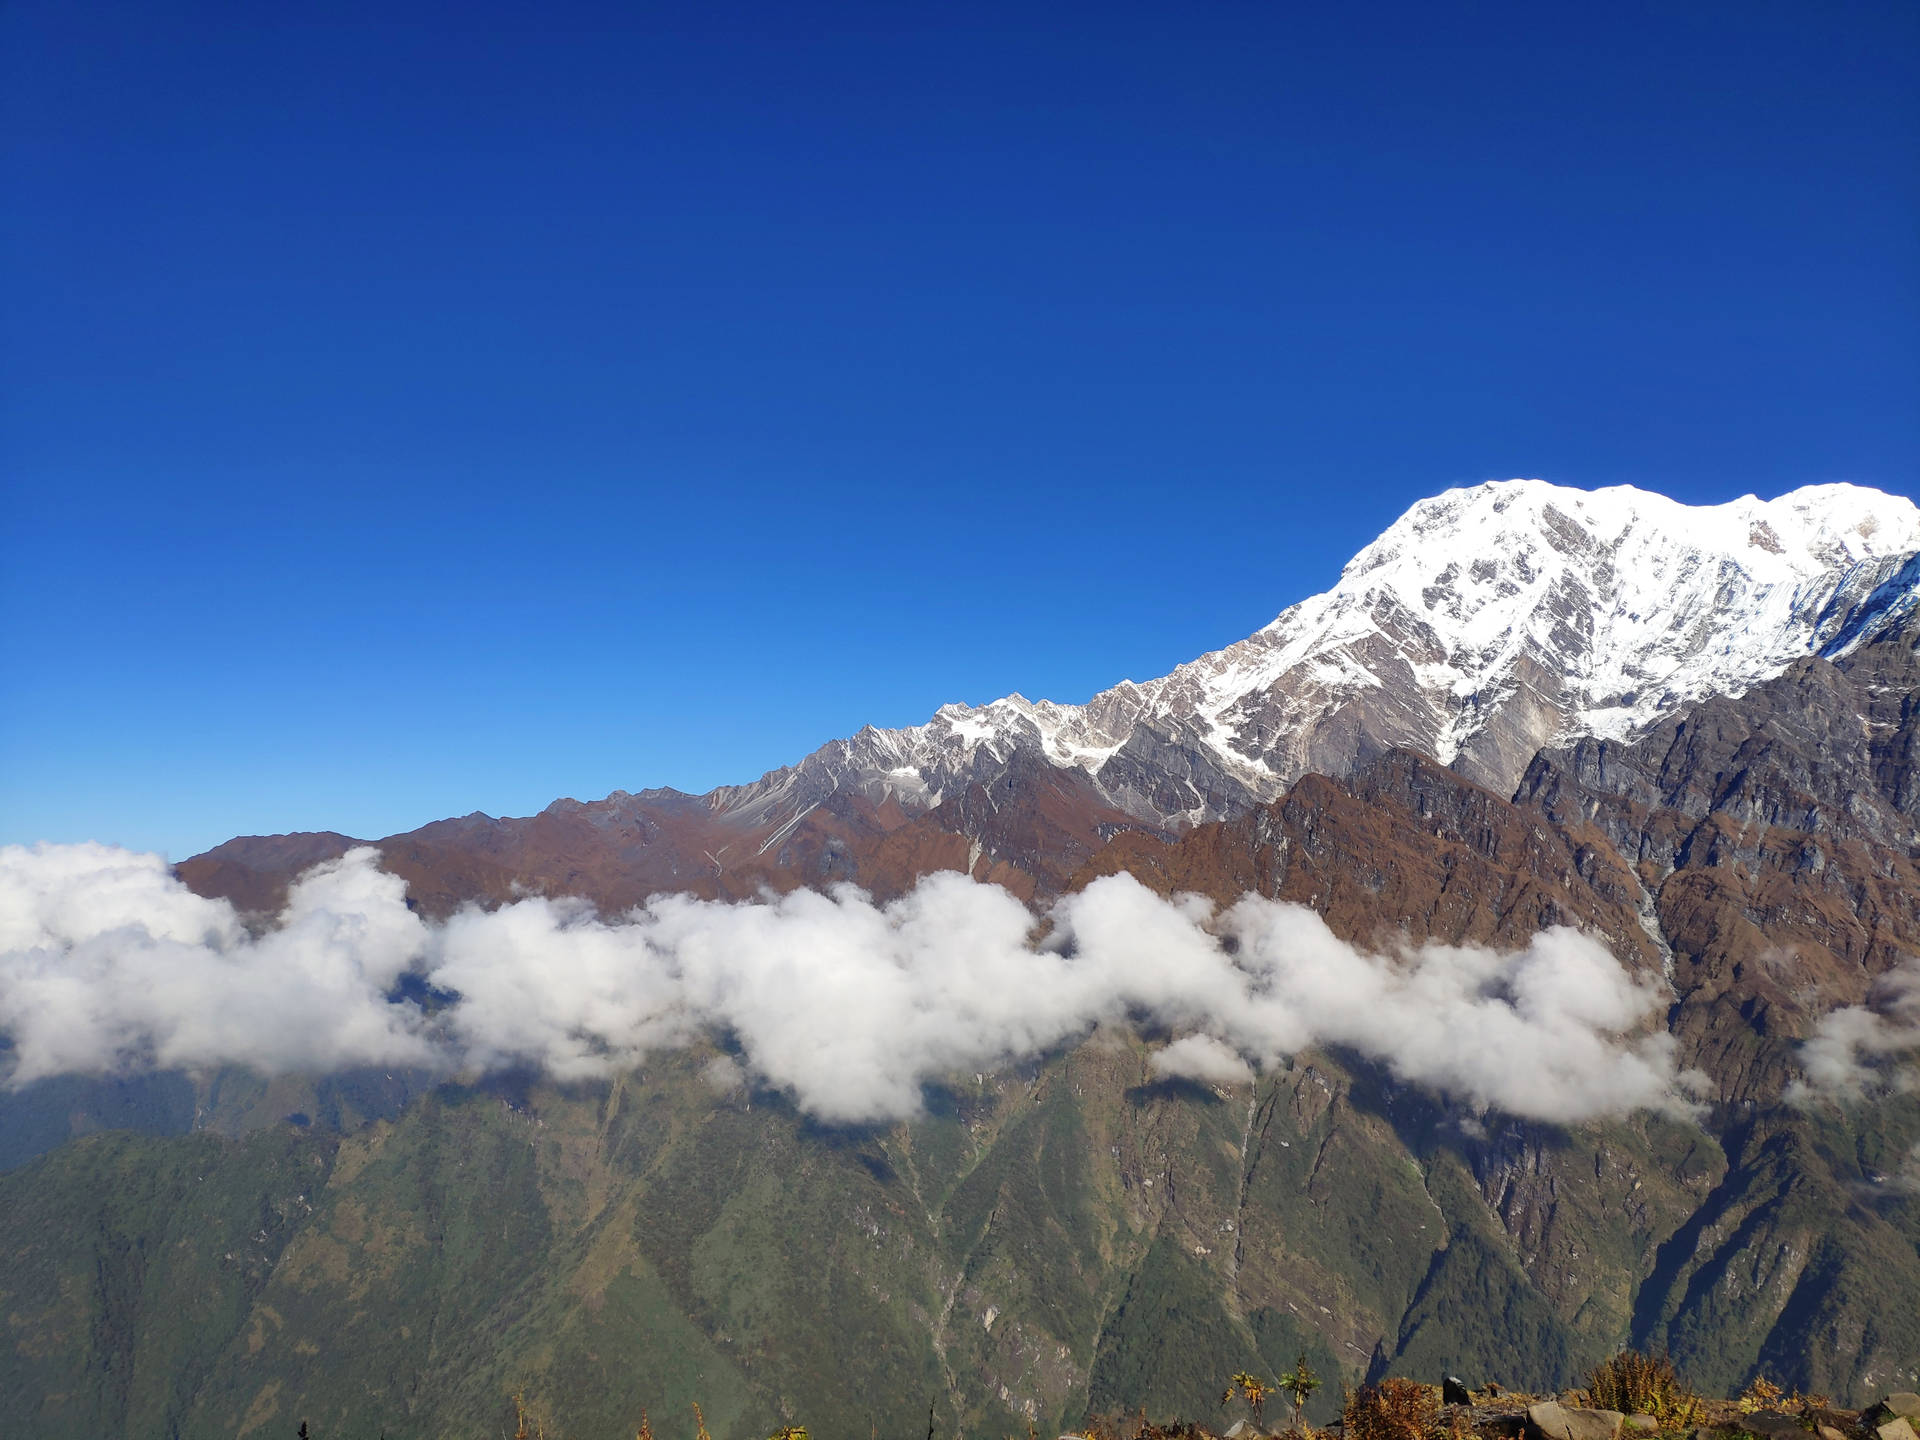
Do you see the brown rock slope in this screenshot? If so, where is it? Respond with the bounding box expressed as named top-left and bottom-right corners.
top-left (1517, 616), bottom-right (1920, 1104)
top-left (178, 751), bottom-right (1163, 919)
top-left (1074, 747), bottom-right (1660, 967)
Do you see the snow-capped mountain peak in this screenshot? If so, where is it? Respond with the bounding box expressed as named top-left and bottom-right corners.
top-left (733, 479), bottom-right (1920, 829)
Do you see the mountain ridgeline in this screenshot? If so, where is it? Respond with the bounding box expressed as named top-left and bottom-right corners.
top-left (5, 480), bottom-right (1920, 1439)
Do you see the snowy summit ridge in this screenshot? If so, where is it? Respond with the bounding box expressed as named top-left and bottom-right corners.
top-left (722, 480), bottom-right (1920, 829)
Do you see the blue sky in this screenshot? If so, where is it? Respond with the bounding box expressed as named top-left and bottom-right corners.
top-left (4, 0), bottom-right (1917, 859)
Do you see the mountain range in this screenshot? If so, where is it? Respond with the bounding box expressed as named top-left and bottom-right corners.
top-left (173, 481), bottom-right (1920, 917)
top-left (5, 478), bottom-right (1920, 1439)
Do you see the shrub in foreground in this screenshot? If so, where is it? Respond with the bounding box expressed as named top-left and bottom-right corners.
top-left (1345, 1379), bottom-right (1439, 1440)
top-left (1586, 1350), bottom-right (1701, 1427)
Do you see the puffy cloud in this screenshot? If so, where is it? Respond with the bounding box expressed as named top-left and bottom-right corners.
top-left (1151, 1035), bottom-right (1255, 1087)
top-left (701, 1055), bottom-right (746, 1095)
top-left (1788, 959), bottom-right (1920, 1105)
top-left (1206, 899), bottom-right (1696, 1123)
top-left (0, 844), bottom-right (1698, 1125)
top-left (0, 843), bottom-right (436, 1084)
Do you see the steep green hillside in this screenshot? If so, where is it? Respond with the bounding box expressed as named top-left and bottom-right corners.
top-left (17, 1032), bottom-right (1899, 1440)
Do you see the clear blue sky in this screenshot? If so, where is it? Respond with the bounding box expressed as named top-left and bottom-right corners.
top-left (4, 0), bottom-right (1917, 859)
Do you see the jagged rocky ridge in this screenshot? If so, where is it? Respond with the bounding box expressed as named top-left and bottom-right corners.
top-left (732, 479), bottom-right (1920, 828)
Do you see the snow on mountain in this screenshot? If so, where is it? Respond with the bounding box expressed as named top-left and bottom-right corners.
top-left (721, 480), bottom-right (1920, 829)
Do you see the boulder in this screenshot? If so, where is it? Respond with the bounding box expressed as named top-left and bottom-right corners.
top-left (1876, 1420), bottom-right (1918, 1440)
top-left (1817, 1428), bottom-right (1850, 1440)
top-left (1886, 1401), bottom-right (1920, 1424)
top-left (1529, 1402), bottom-right (1626, 1440)
top-left (1444, 1378), bottom-right (1474, 1407)
top-left (1624, 1419), bottom-right (1658, 1433)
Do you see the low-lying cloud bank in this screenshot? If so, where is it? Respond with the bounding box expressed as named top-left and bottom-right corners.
top-left (0, 842), bottom-right (1700, 1124)
top-left (1788, 959), bottom-right (1920, 1105)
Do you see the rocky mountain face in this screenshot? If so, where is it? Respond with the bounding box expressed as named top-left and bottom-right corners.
top-left (1066, 640), bottom-right (1920, 1398)
top-left (1518, 606), bottom-right (1920, 1104)
top-left (7, 480), bottom-right (1920, 1437)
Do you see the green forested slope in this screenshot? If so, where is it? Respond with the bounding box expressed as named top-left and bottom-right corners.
top-left (8, 1032), bottom-right (1905, 1440)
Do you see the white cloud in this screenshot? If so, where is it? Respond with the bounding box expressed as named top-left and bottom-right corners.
top-left (0, 843), bottom-right (436, 1084)
top-left (701, 1055), bottom-right (746, 1095)
top-left (0, 844), bottom-right (1699, 1125)
top-left (1151, 1035), bottom-right (1255, 1087)
top-left (1788, 958), bottom-right (1920, 1105)
top-left (1206, 897), bottom-right (1698, 1123)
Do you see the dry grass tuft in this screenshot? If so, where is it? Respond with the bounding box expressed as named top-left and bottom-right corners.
top-left (1344, 1379), bottom-right (1440, 1440)
top-left (1586, 1350), bottom-right (1702, 1427)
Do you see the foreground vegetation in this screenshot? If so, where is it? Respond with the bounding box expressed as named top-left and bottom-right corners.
top-left (295, 1350), bottom-right (1913, 1440)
